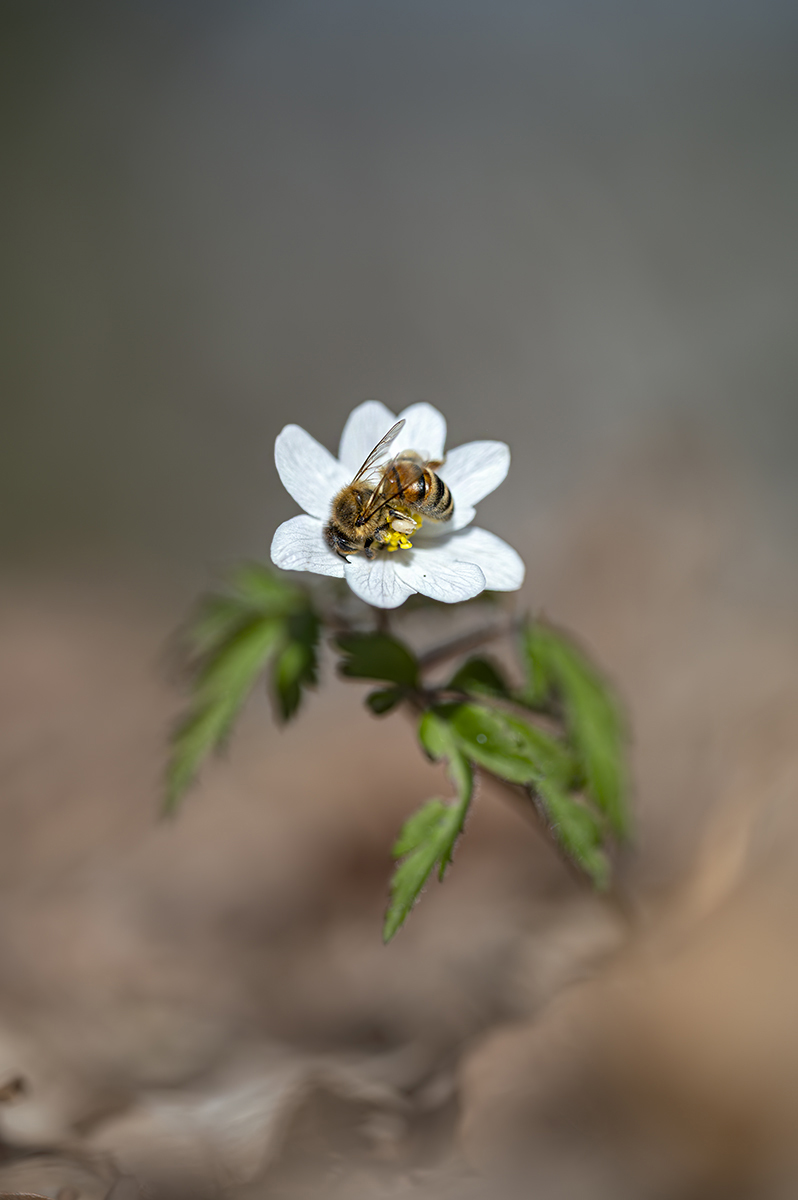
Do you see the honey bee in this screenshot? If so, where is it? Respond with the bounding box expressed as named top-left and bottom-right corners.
top-left (324, 419), bottom-right (454, 561)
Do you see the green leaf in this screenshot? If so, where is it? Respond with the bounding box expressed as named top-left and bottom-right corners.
top-left (392, 798), bottom-right (450, 856)
top-left (418, 710), bottom-right (473, 876)
top-left (529, 776), bottom-right (610, 890)
top-left (166, 705), bottom-right (230, 812)
top-left (447, 656), bottom-right (509, 698)
top-left (439, 702), bottom-right (576, 788)
top-left (383, 708), bottom-right (477, 942)
top-left (185, 564), bottom-right (303, 657)
top-left (384, 798), bottom-right (466, 942)
top-left (272, 610), bottom-right (320, 722)
top-left (417, 707), bottom-right (449, 759)
top-left (419, 710), bottom-right (474, 814)
top-left (336, 632), bottom-right (419, 688)
top-left (366, 686), bottom-right (404, 715)
top-left (518, 632), bottom-right (551, 709)
top-left (521, 623), bottom-right (629, 837)
top-left (430, 701), bottom-right (610, 889)
top-left (166, 615), bottom-right (284, 814)
top-left (387, 689), bottom-right (612, 935)
top-left (166, 564), bottom-right (318, 814)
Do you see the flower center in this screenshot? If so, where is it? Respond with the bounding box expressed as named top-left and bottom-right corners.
top-left (382, 510), bottom-right (423, 552)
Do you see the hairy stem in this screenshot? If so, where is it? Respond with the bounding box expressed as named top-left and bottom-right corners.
top-left (418, 616), bottom-right (520, 672)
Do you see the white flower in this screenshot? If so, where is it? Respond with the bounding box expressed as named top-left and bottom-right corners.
top-left (270, 401), bottom-right (525, 609)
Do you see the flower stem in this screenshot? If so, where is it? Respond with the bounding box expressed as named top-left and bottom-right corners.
top-left (418, 616), bottom-right (520, 672)
top-left (376, 608), bottom-right (391, 635)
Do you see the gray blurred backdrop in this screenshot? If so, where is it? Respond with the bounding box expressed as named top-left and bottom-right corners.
top-left (3, 0), bottom-right (798, 575)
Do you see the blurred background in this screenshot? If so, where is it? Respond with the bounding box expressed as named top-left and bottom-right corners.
top-left (4, 0), bottom-right (798, 572)
top-left (2, 2), bottom-right (798, 1197)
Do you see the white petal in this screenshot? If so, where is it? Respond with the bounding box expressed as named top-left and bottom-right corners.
top-left (395, 403), bottom-right (447, 461)
top-left (344, 555), bottom-right (417, 609)
top-left (427, 527), bottom-right (525, 591)
top-left (275, 425), bottom-right (349, 520)
top-left (402, 552), bottom-right (486, 604)
top-left (270, 515), bottom-right (345, 578)
top-left (338, 401), bottom-right (397, 475)
top-left (439, 442), bottom-right (510, 509)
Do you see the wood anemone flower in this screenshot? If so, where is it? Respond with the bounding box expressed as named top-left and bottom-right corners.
top-left (270, 401), bottom-right (525, 610)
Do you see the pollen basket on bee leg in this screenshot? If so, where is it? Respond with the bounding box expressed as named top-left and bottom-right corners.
top-left (390, 515), bottom-right (417, 535)
top-left (381, 510), bottom-right (422, 552)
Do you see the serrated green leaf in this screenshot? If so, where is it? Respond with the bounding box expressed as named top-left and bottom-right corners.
top-left (392, 798), bottom-right (449, 856)
top-left (447, 656), bottom-right (509, 698)
top-left (195, 616), bottom-right (283, 700)
top-left (166, 615), bottom-right (284, 814)
top-left (417, 705), bottom-right (472, 878)
top-left (439, 702), bottom-right (576, 788)
top-left (418, 710), bottom-right (473, 876)
top-left (419, 709), bottom-right (474, 805)
top-left (522, 623), bottom-right (629, 837)
top-left (384, 797), bottom-right (466, 942)
top-left (428, 702), bottom-right (610, 889)
top-left (336, 632), bottom-right (419, 687)
top-left (366, 686), bottom-right (404, 715)
top-left (166, 564), bottom-right (317, 815)
top-left (530, 777), bottom-right (610, 890)
top-left (186, 564), bottom-right (303, 658)
top-left (166, 705), bottom-right (231, 815)
top-left (517, 623), bottom-right (552, 709)
top-left (272, 610), bottom-right (320, 722)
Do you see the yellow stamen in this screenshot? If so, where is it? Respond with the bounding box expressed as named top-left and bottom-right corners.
top-left (383, 530), bottom-right (413, 552)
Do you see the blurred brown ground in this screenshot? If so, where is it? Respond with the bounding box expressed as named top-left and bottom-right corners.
top-left (1, 440), bottom-right (798, 1197)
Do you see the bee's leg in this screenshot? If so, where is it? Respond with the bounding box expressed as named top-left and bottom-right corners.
top-left (363, 538), bottom-right (375, 559)
top-left (373, 524), bottom-right (392, 545)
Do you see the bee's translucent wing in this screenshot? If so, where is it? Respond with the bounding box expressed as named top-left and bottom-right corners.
top-left (351, 419), bottom-right (406, 483)
top-left (359, 457), bottom-right (424, 522)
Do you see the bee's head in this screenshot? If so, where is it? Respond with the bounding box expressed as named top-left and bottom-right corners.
top-left (324, 521), bottom-right (359, 562)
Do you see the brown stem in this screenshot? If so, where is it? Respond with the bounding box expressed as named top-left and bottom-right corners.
top-left (418, 616), bottom-right (520, 672)
top-left (376, 608), bottom-right (391, 635)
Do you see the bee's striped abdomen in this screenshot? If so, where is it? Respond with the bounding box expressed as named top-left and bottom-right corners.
top-left (416, 469), bottom-right (453, 520)
top-left (384, 460), bottom-right (453, 523)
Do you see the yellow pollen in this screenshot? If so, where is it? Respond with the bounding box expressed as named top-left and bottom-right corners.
top-left (384, 530), bottom-right (413, 552)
